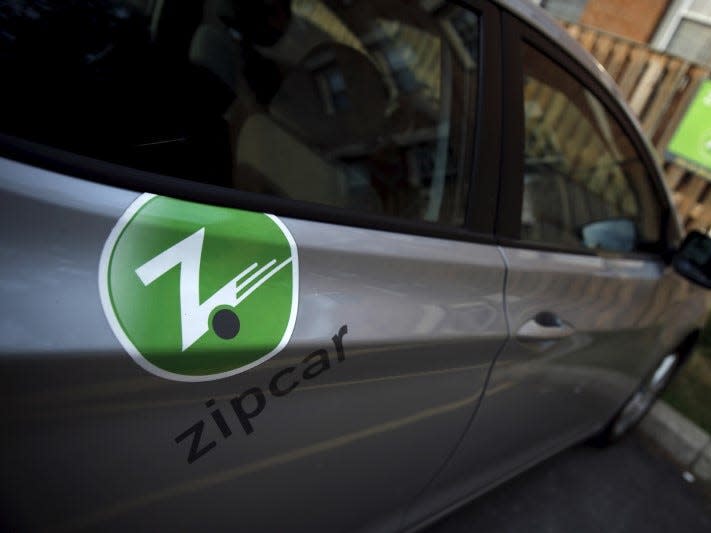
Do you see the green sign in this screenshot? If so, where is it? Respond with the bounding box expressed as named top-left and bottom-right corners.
top-left (99, 194), bottom-right (298, 381)
top-left (668, 80), bottom-right (711, 175)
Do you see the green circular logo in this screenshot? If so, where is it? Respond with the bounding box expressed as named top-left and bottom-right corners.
top-left (99, 194), bottom-right (298, 381)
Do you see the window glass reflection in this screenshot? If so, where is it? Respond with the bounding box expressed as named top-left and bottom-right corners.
top-left (0, 0), bottom-right (482, 227)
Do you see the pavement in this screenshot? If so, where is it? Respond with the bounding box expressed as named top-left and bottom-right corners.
top-left (640, 401), bottom-right (711, 478)
top-left (425, 430), bottom-right (711, 533)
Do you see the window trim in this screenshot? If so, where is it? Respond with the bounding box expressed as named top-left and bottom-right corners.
top-left (457, 0), bottom-right (503, 235)
top-left (0, 130), bottom-right (500, 246)
top-left (0, 1), bottom-right (502, 246)
top-left (496, 12), bottom-right (673, 261)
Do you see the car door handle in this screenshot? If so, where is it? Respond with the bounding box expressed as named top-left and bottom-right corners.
top-left (516, 311), bottom-right (575, 341)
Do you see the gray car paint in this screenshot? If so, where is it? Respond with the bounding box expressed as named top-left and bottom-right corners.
top-left (0, 1), bottom-right (708, 532)
top-left (0, 157), bottom-right (508, 531)
top-left (399, 4), bottom-right (706, 528)
top-left (402, 248), bottom-right (706, 531)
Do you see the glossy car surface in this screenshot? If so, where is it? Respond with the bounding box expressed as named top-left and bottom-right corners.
top-left (0, 1), bottom-right (706, 531)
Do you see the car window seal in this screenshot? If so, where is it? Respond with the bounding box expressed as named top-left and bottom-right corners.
top-left (0, 131), bottom-right (498, 246)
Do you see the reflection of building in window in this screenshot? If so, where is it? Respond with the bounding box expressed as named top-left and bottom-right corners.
top-left (313, 62), bottom-right (350, 115)
top-left (259, 1), bottom-right (478, 225)
top-left (381, 43), bottom-right (420, 93)
top-left (364, 20), bottom-right (441, 107)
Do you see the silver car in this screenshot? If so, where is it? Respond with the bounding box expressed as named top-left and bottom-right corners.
top-left (1, 0), bottom-right (710, 531)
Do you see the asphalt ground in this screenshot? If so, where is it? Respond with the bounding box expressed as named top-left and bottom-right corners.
top-left (426, 431), bottom-right (711, 533)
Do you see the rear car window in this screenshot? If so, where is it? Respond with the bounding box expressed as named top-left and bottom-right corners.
top-left (520, 42), bottom-right (662, 253)
top-left (0, 0), bottom-right (481, 227)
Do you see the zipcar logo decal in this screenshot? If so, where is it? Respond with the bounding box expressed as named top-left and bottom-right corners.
top-left (135, 227), bottom-right (293, 351)
top-left (99, 193), bottom-right (299, 382)
top-left (176, 325), bottom-right (348, 464)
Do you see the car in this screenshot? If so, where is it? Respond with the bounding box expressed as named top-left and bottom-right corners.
top-left (1, 0), bottom-right (710, 531)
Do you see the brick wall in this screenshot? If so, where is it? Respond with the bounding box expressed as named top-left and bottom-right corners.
top-left (580, 0), bottom-right (671, 43)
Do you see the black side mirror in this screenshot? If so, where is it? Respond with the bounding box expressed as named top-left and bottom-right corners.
top-left (673, 230), bottom-right (711, 289)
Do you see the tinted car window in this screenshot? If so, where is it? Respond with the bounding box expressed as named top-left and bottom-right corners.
top-left (0, 0), bottom-right (480, 226)
top-left (521, 43), bottom-right (661, 253)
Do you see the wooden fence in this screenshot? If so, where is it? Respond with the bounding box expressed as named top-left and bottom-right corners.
top-left (564, 22), bottom-right (711, 232)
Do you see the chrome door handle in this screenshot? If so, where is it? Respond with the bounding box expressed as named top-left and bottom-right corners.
top-left (516, 311), bottom-right (574, 341)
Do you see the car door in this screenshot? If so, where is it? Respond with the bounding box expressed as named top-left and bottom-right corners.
top-left (0, 1), bottom-right (506, 531)
top-left (401, 12), bottom-right (705, 528)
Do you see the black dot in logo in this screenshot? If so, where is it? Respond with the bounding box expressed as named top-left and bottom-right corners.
top-left (212, 309), bottom-right (240, 340)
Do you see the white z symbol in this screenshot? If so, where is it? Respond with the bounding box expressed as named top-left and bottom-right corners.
top-left (135, 228), bottom-right (291, 351)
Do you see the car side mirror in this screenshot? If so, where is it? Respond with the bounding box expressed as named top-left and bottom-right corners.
top-left (581, 218), bottom-right (637, 253)
top-left (673, 230), bottom-right (711, 289)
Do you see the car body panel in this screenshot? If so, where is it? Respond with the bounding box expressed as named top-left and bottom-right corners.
top-left (0, 0), bottom-right (708, 531)
top-left (0, 157), bottom-right (507, 532)
top-left (402, 243), bottom-right (706, 529)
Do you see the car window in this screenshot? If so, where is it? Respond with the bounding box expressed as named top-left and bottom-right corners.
top-left (520, 43), bottom-right (661, 253)
top-left (0, 0), bottom-right (481, 227)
